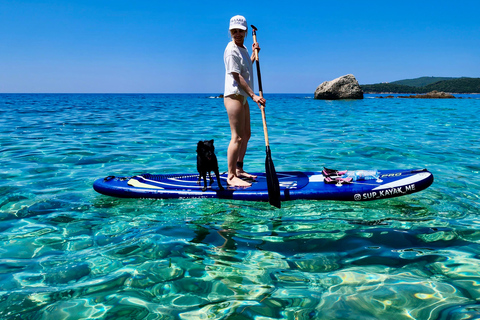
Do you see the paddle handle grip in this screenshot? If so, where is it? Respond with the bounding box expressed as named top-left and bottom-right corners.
top-left (252, 32), bottom-right (259, 62)
top-left (252, 29), bottom-right (269, 147)
top-left (252, 32), bottom-right (263, 95)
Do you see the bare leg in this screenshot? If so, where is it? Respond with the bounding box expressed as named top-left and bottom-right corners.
top-left (225, 95), bottom-right (252, 187)
top-left (235, 101), bottom-right (257, 180)
top-left (236, 100), bottom-right (250, 163)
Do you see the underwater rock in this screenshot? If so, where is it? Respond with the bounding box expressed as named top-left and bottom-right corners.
top-left (44, 262), bottom-right (91, 284)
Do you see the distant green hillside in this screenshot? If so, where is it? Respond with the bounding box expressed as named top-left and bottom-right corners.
top-left (360, 83), bottom-right (423, 94)
top-left (391, 76), bottom-right (456, 87)
top-left (424, 78), bottom-right (480, 93)
top-left (361, 77), bottom-right (480, 93)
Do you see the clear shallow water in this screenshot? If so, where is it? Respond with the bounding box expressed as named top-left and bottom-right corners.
top-left (1, 93), bottom-right (479, 319)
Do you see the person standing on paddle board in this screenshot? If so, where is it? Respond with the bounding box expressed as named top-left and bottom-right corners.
top-left (224, 15), bottom-right (266, 187)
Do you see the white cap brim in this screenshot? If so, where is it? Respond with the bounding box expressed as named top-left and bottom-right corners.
top-left (229, 24), bottom-right (247, 30)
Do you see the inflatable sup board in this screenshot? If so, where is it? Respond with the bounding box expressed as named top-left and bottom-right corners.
top-left (93, 168), bottom-right (433, 202)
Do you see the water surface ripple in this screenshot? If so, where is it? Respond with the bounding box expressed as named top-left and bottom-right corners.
top-left (1, 93), bottom-right (480, 319)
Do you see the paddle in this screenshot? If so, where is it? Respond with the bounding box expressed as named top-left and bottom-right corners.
top-left (251, 25), bottom-right (281, 209)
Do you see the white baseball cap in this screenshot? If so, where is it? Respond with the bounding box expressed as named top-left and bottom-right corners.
top-left (229, 15), bottom-right (247, 30)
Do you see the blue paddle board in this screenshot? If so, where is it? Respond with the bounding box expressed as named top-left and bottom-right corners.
top-left (93, 168), bottom-right (433, 202)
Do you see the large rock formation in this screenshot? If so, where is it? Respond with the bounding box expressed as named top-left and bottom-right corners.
top-left (314, 74), bottom-right (364, 100)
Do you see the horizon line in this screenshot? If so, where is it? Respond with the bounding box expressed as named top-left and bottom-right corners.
top-left (0, 92), bottom-right (316, 95)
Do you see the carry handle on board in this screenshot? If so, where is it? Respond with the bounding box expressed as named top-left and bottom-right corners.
top-left (251, 24), bottom-right (281, 209)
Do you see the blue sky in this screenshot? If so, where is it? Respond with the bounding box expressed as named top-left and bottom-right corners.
top-left (1, 0), bottom-right (479, 93)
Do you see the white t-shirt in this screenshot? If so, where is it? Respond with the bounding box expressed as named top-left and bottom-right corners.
top-left (224, 41), bottom-right (254, 99)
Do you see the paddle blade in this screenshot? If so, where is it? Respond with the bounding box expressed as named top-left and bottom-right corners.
top-left (265, 146), bottom-right (281, 208)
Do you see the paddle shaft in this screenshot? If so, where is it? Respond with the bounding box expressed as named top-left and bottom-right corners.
top-left (251, 30), bottom-right (270, 147)
top-left (251, 25), bottom-right (281, 208)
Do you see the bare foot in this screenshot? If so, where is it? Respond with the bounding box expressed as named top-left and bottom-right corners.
top-left (236, 169), bottom-right (257, 180)
top-left (227, 176), bottom-right (252, 187)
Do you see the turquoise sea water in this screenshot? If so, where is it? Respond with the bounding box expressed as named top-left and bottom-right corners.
top-left (1, 93), bottom-right (480, 319)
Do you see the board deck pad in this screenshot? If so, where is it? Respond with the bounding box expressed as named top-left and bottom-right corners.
top-left (93, 168), bottom-right (433, 202)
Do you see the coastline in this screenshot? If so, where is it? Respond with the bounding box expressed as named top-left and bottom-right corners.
top-left (365, 93), bottom-right (480, 99)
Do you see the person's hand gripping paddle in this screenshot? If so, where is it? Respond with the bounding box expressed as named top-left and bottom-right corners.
top-left (251, 25), bottom-right (281, 209)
